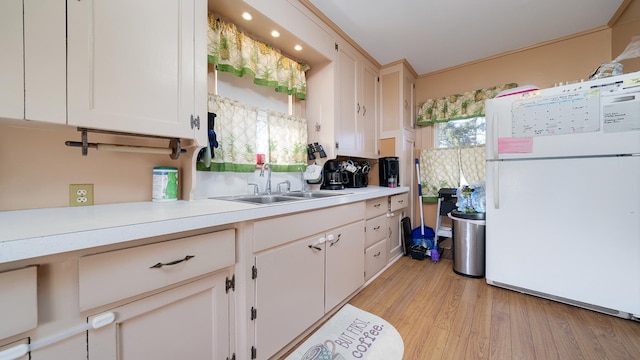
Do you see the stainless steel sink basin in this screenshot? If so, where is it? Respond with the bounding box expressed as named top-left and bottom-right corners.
top-left (283, 191), bottom-right (344, 199)
top-left (212, 191), bottom-right (346, 205)
top-left (215, 194), bottom-right (302, 204)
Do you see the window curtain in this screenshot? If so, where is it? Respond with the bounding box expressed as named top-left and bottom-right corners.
top-left (207, 14), bottom-right (310, 100)
top-left (199, 95), bottom-right (258, 172)
top-left (459, 146), bottom-right (486, 184)
top-left (267, 111), bottom-right (308, 171)
top-left (419, 148), bottom-right (460, 199)
top-left (416, 83), bottom-right (518, 126)
top-left (419, 145), bottom-right (485, 200)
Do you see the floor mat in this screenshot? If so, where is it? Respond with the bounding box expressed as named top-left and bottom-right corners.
top-left (285, 304), bottom-right (404, 360)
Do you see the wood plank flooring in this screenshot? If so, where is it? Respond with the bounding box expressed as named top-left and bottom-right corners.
top-left (342, 256), bottom-right (640, 360)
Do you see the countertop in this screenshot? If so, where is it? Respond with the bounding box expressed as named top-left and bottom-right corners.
top-left (0, 186), bottom-right (409, 264)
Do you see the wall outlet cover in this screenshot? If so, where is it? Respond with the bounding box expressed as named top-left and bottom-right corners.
top-left (69, 184), bottom-right (94, 206)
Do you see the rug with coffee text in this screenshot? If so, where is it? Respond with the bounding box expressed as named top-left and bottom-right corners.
top-left (285, 304), bottom-right (404, 360)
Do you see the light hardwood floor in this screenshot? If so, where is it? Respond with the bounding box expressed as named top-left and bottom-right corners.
top-left (343, 255), bottom-right (640, 360)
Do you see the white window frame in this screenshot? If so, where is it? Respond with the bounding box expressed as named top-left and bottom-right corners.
top-left (434, 116), bottom-right (486, 149)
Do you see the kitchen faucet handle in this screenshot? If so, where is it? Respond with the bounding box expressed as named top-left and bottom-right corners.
top-left (248, 183), bottom-right (259, 195)
top-left (276, 180), bottom-right (291, 193)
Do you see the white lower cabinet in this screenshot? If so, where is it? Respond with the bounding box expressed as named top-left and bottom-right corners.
top-left (325, 221), bottom-right (366, 312)
top-left (251, 203), bottom-right (365, 359)
top-left (87, 270), bottom-right (231, 360)
top-left (81, 229), bottom-right (236, 360)
top-left (387, 211), bottom-right (403, 259)
top-left (388, 193), bottom-right (409, 259)
top-left (254, 234), bottom-right (325, 359)
top-left (364, 198), bottom-right (388, 281)
top-left (364, 239), bottom-right (387, 282)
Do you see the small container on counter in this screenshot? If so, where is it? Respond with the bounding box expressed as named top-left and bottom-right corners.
top-left (152, 166), bottom-right (178, 202)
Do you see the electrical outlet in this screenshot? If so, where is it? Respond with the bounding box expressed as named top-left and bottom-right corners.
top-left (69, 184), bottom-right (94, 206)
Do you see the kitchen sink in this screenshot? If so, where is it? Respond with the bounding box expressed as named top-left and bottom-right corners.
top-left (283, 191), bottom-right (345, 199)
top-left (212, 191), bottom-right (347, 205)
top-left (215, 194), bottom-right (302, 204)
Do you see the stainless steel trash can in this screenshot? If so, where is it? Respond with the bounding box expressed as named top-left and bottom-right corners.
top-left (449, 210), bottom-right (486, 278)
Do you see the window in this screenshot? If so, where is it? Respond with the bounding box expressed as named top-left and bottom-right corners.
top-left (434, 117), bottom-right (485, 148)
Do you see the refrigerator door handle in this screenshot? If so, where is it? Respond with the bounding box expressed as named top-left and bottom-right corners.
top-left (493, 161), bottom-right (500, 209)
top-left (492, 112), bottom-right (499, 160)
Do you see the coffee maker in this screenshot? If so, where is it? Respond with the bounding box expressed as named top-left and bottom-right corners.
top-left (321, 160), bottom-right (348, 190)
top-left (379, 157), bottom-right (399, 188)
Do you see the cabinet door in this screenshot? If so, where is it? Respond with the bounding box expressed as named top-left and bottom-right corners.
top-left (67, 0), bottom-right (206, 142)
top-left (336, 44), bottom-right (358, 155)
top-left (360, 61), bottom-right (378, 158)
top-left (403, 70), bottom-right (415, 131)
top-left (88, 271), bottom-right (231, 360)
top-left (325, 221), bottom-right (365, 312)
top-left (255, 235), bottom-right (325, 359)
top-left (24, 0), bottom-right (66, 123)
top-left (0, 0), bottom-right (24, 119)
top-left (388, 212), bottom-right (403, 259)
top-left (365, 239), bottom-right (387, 282)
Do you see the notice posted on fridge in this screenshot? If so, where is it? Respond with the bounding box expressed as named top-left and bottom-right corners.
top-left (511, 90), bottom-right (600, 137)
top-left (601, 90), bottom-right (640, 133)
top-left (498, 137), bottom-right (533, 154)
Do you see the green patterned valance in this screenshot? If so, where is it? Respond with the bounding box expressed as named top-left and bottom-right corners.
top-left (207, 14), bottom-right (310, 100)
top-left (416, 83), bottom-right (517, 126)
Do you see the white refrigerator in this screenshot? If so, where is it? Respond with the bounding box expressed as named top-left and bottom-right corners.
top-left (485, 71), bottom-right (640, 319)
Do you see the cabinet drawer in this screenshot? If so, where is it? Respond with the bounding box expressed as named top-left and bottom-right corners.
top-left (254, 202), bottom-right (363, 252)
top-left (365, 215), bottom-right (387, 248)
top-left (79, 229), bottom-right (235, 311)
top-left (0, 267), bottom-right (38, 340)
top-left (365, 240), bottom-right (387, 281)
top-left (390, 193), bottom-right (409, 212)
top-left (365, 197), bottom-right (387, 219)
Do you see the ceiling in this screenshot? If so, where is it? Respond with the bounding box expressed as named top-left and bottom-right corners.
top-left (210, 0), bottom-right (626, 76)
top-left (306, 0), bottom-right (624, 75)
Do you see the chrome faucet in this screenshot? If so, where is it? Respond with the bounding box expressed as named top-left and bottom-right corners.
top-left (260, 163), bottom-right (272, 194)
top-left (248, 182), bottom-right (259, 195)
top-left (276, 180), bottom-right (291, 193)
top-left (299, 166), bottom-right (308, 192)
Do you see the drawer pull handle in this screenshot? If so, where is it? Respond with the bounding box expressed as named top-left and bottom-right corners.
top-left (328, 234), bottom-right (341, 247)
top-left (373, 251), bottom-right (381, 257)
top-left (373, 225), bottom-right (381, 231)
top-left (150, 255), bottom-right (195, 269)
top-left (308, 245), bottom-right (322, 251)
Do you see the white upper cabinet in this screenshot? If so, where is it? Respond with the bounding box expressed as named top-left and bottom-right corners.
top-left (381, 62), bottom-right (416, 135)
top-left (0, 0), bottom-right (66, 123)
top-left (67, 0), bottom-right (207, 145)
top-left (0, 0), bottom-right (24, 120)
top-left (335, 42), bottom-right (379, 159)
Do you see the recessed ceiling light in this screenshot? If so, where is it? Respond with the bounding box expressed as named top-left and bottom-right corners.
top-left (271, 30), bottom-right (280, 38)
top-left (241, 12), bottom-right (252, 21)
top-left (294, 45), bottom-right (303, 51)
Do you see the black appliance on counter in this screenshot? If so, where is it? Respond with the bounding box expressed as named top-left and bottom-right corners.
top-left (379, 156), bottom-right (399, 187)
top-left (344, 160), bottom-right (370, 188)
top-left (320, 160), bottom-right (348, 190)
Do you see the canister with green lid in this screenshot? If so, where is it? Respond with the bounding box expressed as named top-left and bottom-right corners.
top-left (152, 166), bottom-right (178, 201)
